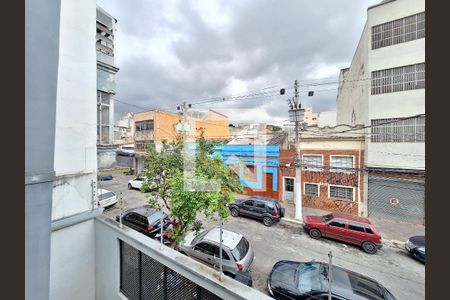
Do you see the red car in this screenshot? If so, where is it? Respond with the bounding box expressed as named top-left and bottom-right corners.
top-left (303, 213), bottom-right (383, 254)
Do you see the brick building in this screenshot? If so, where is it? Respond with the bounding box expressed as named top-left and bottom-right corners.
top-left (133, 109), bottom-right (230, 172)
top-left (298, 125), bottom-right (366, 216)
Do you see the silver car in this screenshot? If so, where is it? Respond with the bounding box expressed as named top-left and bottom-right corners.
top-left (179, 227), bottom-right (254, 276)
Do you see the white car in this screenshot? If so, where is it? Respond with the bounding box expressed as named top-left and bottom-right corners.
top-left (119, 144), bottom-right (135, 156)
top-left (179, 227), bottom-right (255, 276)
top-left (128, 176), bottom-right (157, 192)
top-left (97, 189), bottom-right (118, 208)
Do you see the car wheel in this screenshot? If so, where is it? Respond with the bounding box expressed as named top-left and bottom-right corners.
top-left (263, 216), bottom-right (273, 227)
top-left (230, 208), bottom-right (239, 217)
top-left (179, 251), bottom-right (187, 256)
top-left (362, 241), bottom-right (377, 254)
top-left (309, 228), bottom-right (322, 239)
top-left (128, 183), bottom-right (132, 189)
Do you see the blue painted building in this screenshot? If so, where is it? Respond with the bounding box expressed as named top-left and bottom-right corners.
top-left (213, 145), bottom-right (283, 199)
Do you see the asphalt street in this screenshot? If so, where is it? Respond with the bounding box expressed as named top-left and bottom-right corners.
top-left (101, 171), bottom-right (425, 300)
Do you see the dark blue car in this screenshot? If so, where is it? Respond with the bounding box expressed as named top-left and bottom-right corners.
top-left (405, 236), bottom-right (425, 263)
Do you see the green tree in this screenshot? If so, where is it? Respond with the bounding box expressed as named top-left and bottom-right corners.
top-left (143, 131), bottom-right (243, 246)
top-left (141, 136), bottom-right (183, 209)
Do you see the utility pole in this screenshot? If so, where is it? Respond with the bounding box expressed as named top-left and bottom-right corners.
top-left (177, 101), bottom-right (192, 140)
top-left (283, 80), bottom-right (303, 220)
top-left (182, 101), bottom-right (188, 142)
top-left (283, 80), bottom-right (313, 220)
top-left (293, 80), bottom-right (303, 220)
top-left (328, 251), bottom-right (333, 300)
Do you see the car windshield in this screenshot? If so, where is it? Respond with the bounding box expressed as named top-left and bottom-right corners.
top-left (192, 231), bottom-right (209, 246)
top-left (99, 191), bottom-right (115, 200)
top-left (147, 211), bottom-right (165, 224)
top-left (231, 237), bottom-right (249, 261)
top-left (321, 214), bottom-right (334, 222)
top-left (296, 263), bottom-right (322, 293)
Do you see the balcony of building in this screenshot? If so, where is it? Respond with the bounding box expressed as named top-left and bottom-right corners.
top-left (134, 130), bottom-right (155, 142)
top-left (94, 214), bottom-right (270, 300)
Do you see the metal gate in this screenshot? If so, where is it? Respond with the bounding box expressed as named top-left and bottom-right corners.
top-left (116, 154), bottom-right (134, 168)
top-left (368, 176), bottom-right (425, 224)
top-left (120, 240), bottom-right (222, 300)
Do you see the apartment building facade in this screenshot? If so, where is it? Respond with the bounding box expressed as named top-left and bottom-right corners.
top-left (336, 0), bottom-right (425, 224)
top-left (96, 5), bottom-right (120, 169)
top-left (133, 109), bottom-right (230, 173)
top-left (26, 1), bottom-right (268, 299)
top-left (298, 126), bottom-right (365, 216)
top-left (303, 107), bottom-right (318, 127)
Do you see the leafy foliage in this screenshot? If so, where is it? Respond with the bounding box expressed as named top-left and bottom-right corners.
top-left (143, 130), bottom-right (243, 246)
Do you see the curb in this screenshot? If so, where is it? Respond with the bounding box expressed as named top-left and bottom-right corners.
top-left (282, 218), bottom-right (303, 225)
top-left (385, 240), bottom-right (406, 249)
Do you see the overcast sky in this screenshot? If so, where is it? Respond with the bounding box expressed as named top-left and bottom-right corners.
top-left (98, 0), bottom-right (379, 125)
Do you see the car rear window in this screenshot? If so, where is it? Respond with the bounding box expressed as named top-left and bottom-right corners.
top-left (99, 191), bottom-right (115, 200)
top-left (231, 237), bottom-right (249, 261)
top-left (147, 211), bottom-right (165, 224)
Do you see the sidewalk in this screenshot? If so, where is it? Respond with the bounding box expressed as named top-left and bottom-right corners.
top-left (236, 195), bottom-right (425, 244)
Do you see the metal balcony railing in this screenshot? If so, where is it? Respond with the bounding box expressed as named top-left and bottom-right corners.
top-left (94, 215), bottom-right (271, 300)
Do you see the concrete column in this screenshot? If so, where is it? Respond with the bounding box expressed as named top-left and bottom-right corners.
top-left (25, 0), bottom-right (61, 299)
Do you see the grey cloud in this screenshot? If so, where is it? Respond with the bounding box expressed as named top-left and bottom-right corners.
top-left (97, 0), bottom-right (379, 122)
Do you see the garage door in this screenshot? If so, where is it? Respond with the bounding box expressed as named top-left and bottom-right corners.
top-left (368, 176), bottom-right (425, 224)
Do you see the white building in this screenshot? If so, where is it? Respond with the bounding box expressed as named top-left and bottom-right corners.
top-left (97, 5), bottom-right (120, 169)
top-left (50, 1), bottom-right (99, 299)
top-left (317, 111), bottom-right (337, 128)
top-left (336, 0), bottom-right (425, 224)
top-left (26, 2), bottom-right (269, 299)
top-left (114, 112), bottom-right (134, 144)
top-left (303, 107), bottom-right (318, 126)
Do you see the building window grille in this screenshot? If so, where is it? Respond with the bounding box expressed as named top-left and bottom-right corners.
top-left (371, 12), bottom-right (425, 49)
top-left (97, 91), bottom-right (111, 145)
top-left (371, 63), bottom-right (425, 95)
top-left (370, 116), bottom-right (425, 143)
top-left (135, 120), bottom-right (154, 131)
top-left (303, 155), bottom-right (323, 172)
top-left (304, 183), bottom-right (319, 196)
top-left (135, 141), bottom-right (154, 152)
top-left (330, 156), bottom-right (354, 173)
top-left (119, 240), bottom-right (222, 300)
top-left (285, 178), bottom-right (294, 192)
top-left (329, 185), bottom-right (354, 201)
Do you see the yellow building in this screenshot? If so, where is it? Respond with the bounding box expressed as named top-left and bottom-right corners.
top-left (133, 109), bottom-right (230, 172)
